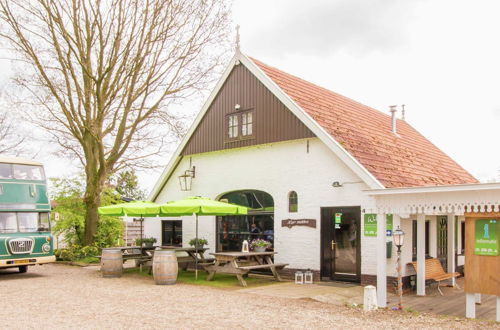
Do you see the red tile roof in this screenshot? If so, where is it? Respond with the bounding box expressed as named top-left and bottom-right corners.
top-left (251, 57), bottom-right (478, 188)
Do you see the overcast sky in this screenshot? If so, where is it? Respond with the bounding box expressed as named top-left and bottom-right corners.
top-left (2, 0), bottom-right (499, 191)
top-left (232, 0), bottom-right (500, 184)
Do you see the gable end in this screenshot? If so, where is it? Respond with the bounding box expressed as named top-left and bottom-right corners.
top-left (181, 64), bottom-right (315, 156)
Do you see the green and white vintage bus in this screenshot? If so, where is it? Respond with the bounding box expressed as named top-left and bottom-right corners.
top-left (0, 157), bottom-right (55, 273)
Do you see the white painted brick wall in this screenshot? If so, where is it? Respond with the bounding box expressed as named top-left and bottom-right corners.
top-left (145, 138), bottom-right (395, 275)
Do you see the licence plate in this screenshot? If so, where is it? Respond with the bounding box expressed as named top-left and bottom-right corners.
top-left (13, 259), bottom-right (30, 264)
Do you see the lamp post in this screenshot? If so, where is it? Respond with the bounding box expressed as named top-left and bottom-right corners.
top-left (393, 225), bottom-right (405, 310)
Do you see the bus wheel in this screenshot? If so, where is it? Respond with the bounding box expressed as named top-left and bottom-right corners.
top-left (18, 266), bottom-right (28, 273)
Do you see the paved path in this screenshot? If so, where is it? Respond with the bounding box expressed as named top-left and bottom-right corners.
top-left (0, 264), bottom-right (497, 329)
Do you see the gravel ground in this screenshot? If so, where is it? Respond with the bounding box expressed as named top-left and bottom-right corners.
top-left (0, 264), bottom-right (497, 330)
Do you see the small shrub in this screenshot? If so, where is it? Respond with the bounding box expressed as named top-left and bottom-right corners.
top-left (189, 238), bottom-right (208, 246)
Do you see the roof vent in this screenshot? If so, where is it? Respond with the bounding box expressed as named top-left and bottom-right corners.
top-left (389, 105), bottom-right (398, 135)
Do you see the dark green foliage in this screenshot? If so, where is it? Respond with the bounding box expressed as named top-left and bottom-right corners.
top-left (111, 170), bottom-right (146, 201)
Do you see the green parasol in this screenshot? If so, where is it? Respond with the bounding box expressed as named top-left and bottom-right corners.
top-left (98, 201), bottom-right (160, 244)
top-left (147, 196), bottom-right (247, 279)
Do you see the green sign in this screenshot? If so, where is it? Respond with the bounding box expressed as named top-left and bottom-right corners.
top-left (474, 219), bottom-right (499, 256)
top-left (364, 214), bottom-right (393, 237)
top-left (335, 213), bottom-right (342, 224)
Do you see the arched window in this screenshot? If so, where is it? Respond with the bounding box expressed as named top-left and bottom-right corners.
top-left (288, 191), bottom-right (298, 212)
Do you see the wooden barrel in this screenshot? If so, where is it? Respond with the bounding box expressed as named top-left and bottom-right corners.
top-left (152, 250), bottom-right (178, 285)
top-left (101, 249), bottom-right (123, 278)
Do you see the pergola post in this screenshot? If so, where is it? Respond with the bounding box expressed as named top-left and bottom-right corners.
top-left (446, 213), bottom-right (456, 286)
top-left (376, 212), bottom-right (387, 307)
top-left (416, 213), bottom-right (426, 296)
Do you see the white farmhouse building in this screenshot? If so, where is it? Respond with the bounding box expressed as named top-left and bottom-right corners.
top-left (146, 51), bottom-right (500, 308)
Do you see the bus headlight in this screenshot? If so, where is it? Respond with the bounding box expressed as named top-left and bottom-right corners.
top-left (42, 243), bottom-right (51, 253)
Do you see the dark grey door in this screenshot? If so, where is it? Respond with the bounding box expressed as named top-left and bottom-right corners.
top-left (320, 207), bottom-right (361, 282)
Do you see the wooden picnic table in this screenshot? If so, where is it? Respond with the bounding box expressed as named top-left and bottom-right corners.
top-left (102, 246), bottom-right (157, 262)
top-left (159, 247), bottom-right (209, 270)
top-left (204, 251), bottom-right (288, 287)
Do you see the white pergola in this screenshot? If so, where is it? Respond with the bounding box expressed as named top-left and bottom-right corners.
top-left (364, 182), bottom-right (500, 319)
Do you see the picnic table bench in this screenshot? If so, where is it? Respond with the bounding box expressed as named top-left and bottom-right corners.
top-left (204, 251), bottom-right (288, 287)
top-left (409, 258), bottom-right (461, 295)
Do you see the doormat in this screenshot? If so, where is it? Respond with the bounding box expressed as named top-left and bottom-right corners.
top-left (316, 281), bottom-right (358, 288)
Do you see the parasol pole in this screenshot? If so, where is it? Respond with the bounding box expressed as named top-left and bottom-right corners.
top-left (140, 215), bottom-right (144, 246)
top-left (195, 213), bottom-right (199, 280)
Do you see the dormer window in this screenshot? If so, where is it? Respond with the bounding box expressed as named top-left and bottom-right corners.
top-left (226, 109), bottom-right (254, 140)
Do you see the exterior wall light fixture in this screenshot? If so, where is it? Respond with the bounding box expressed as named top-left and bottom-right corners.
top-left (178, 166), bottom-right (196, 191)
top-left (332, 181), bottom-right (343, 188)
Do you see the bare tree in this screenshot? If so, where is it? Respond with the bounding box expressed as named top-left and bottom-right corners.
top-left (0, 102), bottom-right (26, 155)
top-left (0, 0), bottom-right (231, 244)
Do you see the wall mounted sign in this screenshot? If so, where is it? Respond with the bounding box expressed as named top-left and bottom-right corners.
top-left (363, 214), bottom-right (393, 237)
top-left (474, 219), bottom-right (498, 256)
top-left (282, 219), bottom-right (316, 229)
top-left (335, 213), bottom-right (342, 223)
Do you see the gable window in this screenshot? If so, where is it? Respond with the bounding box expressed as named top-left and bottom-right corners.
top-left (241, 112), bottom-right (253, 136)
top-left (226, 109), bottom-right (254, 140)
top-left (288, 191), bottom-right (298, 212)
top-left (228, 114), bottom-right (238, 138)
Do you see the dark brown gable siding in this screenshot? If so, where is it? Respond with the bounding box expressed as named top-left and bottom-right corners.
top-left (181, 64), bottom-right (315, 156)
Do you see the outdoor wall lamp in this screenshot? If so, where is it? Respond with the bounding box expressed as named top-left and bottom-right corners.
top-left (178, 166), bottom-right (196, 191)
top-left (393, 225), bottom-right (405, 310)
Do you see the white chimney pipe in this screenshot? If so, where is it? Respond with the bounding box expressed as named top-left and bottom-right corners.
top-left (390, 105), bottom-right (397, 134)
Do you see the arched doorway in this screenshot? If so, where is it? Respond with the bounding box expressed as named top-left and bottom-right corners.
top-left (216, 190), bottom-right (274, 252)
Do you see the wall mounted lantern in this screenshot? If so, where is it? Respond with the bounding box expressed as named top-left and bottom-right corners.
top-left (178, 166), bottom-right (196, 191)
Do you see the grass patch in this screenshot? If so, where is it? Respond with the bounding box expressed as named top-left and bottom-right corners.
top-left (75, 256), bottom-right (100, 264)
top-left (123, 267), bottom-right (278, 289)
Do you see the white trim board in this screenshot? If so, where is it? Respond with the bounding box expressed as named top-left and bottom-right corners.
top-left (148, 52), bottom-right (384, 200)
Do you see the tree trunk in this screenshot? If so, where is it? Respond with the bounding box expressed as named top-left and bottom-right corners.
top-left (84, 191), bottom-right (100, 245)
top-left (83, 137), bottom-right (106, 245)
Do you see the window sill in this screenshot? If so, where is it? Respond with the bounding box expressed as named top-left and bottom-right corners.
top-left (224, 136), bottom-right (255, 144)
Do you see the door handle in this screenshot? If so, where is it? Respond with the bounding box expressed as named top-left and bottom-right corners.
top-left (331, 240), bottom-right (336, 250)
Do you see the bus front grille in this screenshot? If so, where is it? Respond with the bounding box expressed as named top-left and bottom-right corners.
top-left (9, 238), bottom-right (34, 254)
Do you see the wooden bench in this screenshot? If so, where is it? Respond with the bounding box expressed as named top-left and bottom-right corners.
top-left (409, 258), bottom-right (461, 295)
top-left (237, 263), bottom-right (288, 271)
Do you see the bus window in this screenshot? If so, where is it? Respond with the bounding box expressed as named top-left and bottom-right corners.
top-left (0, 163), bottom-right (12, 179)
top-left (38, 213), bottom-right (50, 232)
top-left (0, 213), bottom-right (17, 233)
top-left (18, 212), bottom-right (38, 232)
top-left (12, 165), bottom-right (45, 180)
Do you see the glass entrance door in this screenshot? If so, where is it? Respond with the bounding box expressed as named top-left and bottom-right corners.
top-left (321, 207), bottom-right (361, 282)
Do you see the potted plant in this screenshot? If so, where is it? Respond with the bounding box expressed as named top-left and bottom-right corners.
top-left (135, 237), bottom-right (157, 247)
top-left (250, 239), bottom-right (272, 252)
top-left (189, 238), bottom-right (208, 249)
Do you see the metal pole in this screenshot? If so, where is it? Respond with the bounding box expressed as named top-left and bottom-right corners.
top-left (397, 245), bottom-right (403, 310)
top-left (195, 213), bottom-right (199, 280)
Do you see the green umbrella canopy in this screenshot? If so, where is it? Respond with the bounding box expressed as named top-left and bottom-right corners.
top-left (97, 201), bottom-right (160, 217)
top-left (151, 196), bottom-right (247, 216)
